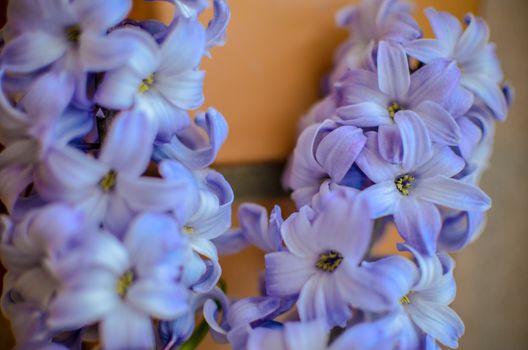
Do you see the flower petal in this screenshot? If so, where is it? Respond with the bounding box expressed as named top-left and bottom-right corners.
top-left (404, 39), bottom-right (449, 63)
top-left (395, 110), bottom-right (432, 170)
top-left (336, 102), bottom-right (391, 127)
top-left (407, 300), bottom-right (464, 348)
top-left (75, 0), bottom-right (131, 33)
top-left (377, 41), bottom-right (410, 99)
top-left (361, 181), bottom-right (399, 218)
top-left (156, 69), bottom-right (205, 110)
top-left (2, 32), bottom-right (67, 73)
top-left (356, 132), bottom-right (401, 183)
top-left (414, 101), bottom-right (460, 145)
top-left (378, 123), bottom-right (404, 164)
top-left (408, 59), bottom-right (460, 108)
top-left (94, 67), bottom-right (142, 110)
top-left (127, 280), bottom-right (189, 319)
top-left (424, 8), bottom-right (462, 52)
top-left (455, 14), bottom-right (489, 60)
top-left (415, 146), bottom-right (465, 178)
top-left (461, 75), bottom-right (507, 121)
top-left (394, 198), bottom-right (442, 256)
top-left (413, 175), bottom-right (491, 212)
top-left (100, 302), bottom-right (155, 350)
top-left (265, 252), bottom-right (315, 297)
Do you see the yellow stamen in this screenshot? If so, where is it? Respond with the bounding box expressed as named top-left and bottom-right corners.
top-left (315, 250), bottom-right (344, 273)
top-left (139, 75), bottom-right (155, 93)
top-left (400, 292), bottom-right (413, 305)
top-left (116, 271), bottom-right (134, 298)
top-left (387, 102), bottom-right (402, 119)
top-left (100, 170), bottom-right (117, 192)
top-left (395, 174), bottom-right (415, 196)
top-left (65, 25), bottom-right (82, 43)
top-left (183, 226), bottom-right (194, 234)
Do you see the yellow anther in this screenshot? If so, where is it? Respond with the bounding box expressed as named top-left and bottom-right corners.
top-left (387, 102), bottom-right (402, 119)
top-left (395, 174), bottom-right (415, 196)
top-left (315, 250), bottom-right (344, 273)
top-left (400, 292), bottom-right (413, 305)
top-left (100, 170), bottom-right (117, 192)
top-left (183, 226), bottom-right (194, 234)
top-left (138, 75), bottom-right (155, 93)
top-left (65, 25), bottom-right (82, 43)
top-left (116, 271), bottom-right (134, 298)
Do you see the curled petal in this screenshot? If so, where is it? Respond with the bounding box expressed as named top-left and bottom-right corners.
top-left (377, 41), bottom-right (411, 100)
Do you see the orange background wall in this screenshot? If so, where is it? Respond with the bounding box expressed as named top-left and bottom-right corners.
top-left (133, 0), bottom-right (479, 164)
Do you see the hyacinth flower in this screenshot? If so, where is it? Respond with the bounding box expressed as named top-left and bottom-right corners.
top-left (0, 71), bottom-right (92, 212)
top-left (331, 0), bottom-right (421, 84)
top-left (146, 0), bottom-right (209, 18)
top-left (35, 110), bottom-right (199, 235)
top-left (265, 190), bottom-right (415, 327)
top-left (357, 132), bottom-right (491, 255)
top-left (0, 205), bottom-right (83, 311)
top-left (405, 8), bottom-right (508, 120)
top-left (2, 0), bottom-right (136, 103)
top-left (95, 18), bottom-right (206, 141)
top-left (284, 119), bottom-right (366, 207)
top-left (247, 314), bottom-right (402, 350)
top-left (47, 213), bottom-right (190, 350)
top-left (336, 41), bottom-right (471, 164)
top-left (390, 244), bottom-right (464, 349)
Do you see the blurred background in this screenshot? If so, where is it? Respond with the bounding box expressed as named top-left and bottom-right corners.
top-left (0, 0), bottom-right (527, 349)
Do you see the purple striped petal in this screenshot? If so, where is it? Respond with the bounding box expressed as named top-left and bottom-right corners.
top-left (377, 41), bottom-right (410, 100)
top-left (414, 101), bottom-right (460, 146)
top-left (395, 110), bottom-right (432, 170)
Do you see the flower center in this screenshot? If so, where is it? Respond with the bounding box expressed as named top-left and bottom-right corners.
top-left (400, 292), bottom-right (413, 305)
top-left (316, 250), bottom-right (343, 272)
top-left (387, 102), bottom-right (402, 119)
top-left (65, 25), bottom-right (82, 43)
top-left (139, 75), bottom-right (155, 93)
top-left (183, 226), bottom-right (194, 234)
top-left (116, 271), bottom-right (134, 298)
top-left (100, 170), bottom-right (117, 192)
top-left (395, 174), bottom-right (415, 196)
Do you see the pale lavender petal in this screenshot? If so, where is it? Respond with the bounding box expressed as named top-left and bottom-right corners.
top-left (378, 123), bottom-right (404, 164)
top-left (404, 39), bottom-right (449, 63)
top-left (361, 181), bottom-right (399, 218)
top-left (0, 162), bottom-right (33, 213)
top-left (356, 132), bottom-right (401, 183)
top-left (417, 254), bottom-right (457, 305)
top-left (159, 18), bottom-right (206, 74)
top-left (206, 0), bottom-right (231, 49)
top-left (377, 41), bottom-right (410, 99)
top-left (424, 8), bottom-right (462, 52)
top-left (461, 75), bottom-right (507, 120)
top-left (75, 0), bottom-right (132, 33)
top-left (265, 252), bottom-right (315, 297)
top-left (94, 67), bottom-right (143, 110)
top-left (47, 286), bottom-right (117, 330)
top-left (100, 302), bottom-right (155, 350)
top-left (247, 328), bottom-right (286, 350)
top-left (190, 237), bottom-right (222, 292)
top-left (311, 193), bottom-right (373, 263)
top-left (395, 110), bottom-right (432, 170)
top-left (407, 300), bottom-right (464, 348)
top-left (408, 60), bottom-right (460, 108)
top-left (394, 198), bottom-right (442, 256)
top-left (283, 320), bottom-right (329, 350)
top-left (414, 101), bottom-right (460, 145)
top-left (280, 206), bottom-right (318, 257)
top-left (14, 268), bottom-right (56, 308)
top-left (155, 108), bottom-right (228, 169)
top-left (80, 33), bottom-right (138, 72)
top-left (413, 176), bottom-right (491, 212)
top-left (138, 93), bottom-right (190, 142)
top-left (415, 146), bottom-right (465, 178)
top-left (127, 280), bottom-right (188, 319)
top-left (336, 102), bottom-right (391, 127)
top-left (99, 111), bottom-right (156, 176)
top-left (455, 14), bottom-right (489, 60)
top-left (316, 126), bottom-right (366, 183)
top-left (1, 32), bottom-right (67, 73)
top-left (156, 69), bottom-right (205, 110)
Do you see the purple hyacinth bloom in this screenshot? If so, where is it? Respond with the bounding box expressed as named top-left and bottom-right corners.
top-left (162, 165), bottom-right (233, 292)
top-left (336, 41), bottom-right (471, 164)
top-left (357, 132), bottom-right (491, 255)
top-left (393, 244), bottom-right (464, 349)
top-left (35, 110), bottom-right (199, 235)
top-left (2, 0), bottom-right (133, 103)
top-left (213, 203), bottom-right (284, 255)
top-left (0, 204), bottom-right (83, 310)
top-left (154, 108), bottom-right (228, 170)
top-left (331, 0), bottom-right (421, 83)
top-left (405, 8), bottom-right (508, 120)
top-left (47, 213), bottom-right (190, 350)
top-left (265, 190), bottom-right (415, 327)
top-left (95, 19), bottom-right (206, 141)
top-left (284, 120), bottom-right (366, 208)
top-left (247, 314), bottom-right (402, 350)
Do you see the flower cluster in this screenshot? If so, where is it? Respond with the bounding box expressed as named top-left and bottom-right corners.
top-left (0, 0), bottom-right (232, 349)
top-left (211, 1), bottom-right (512, 349)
